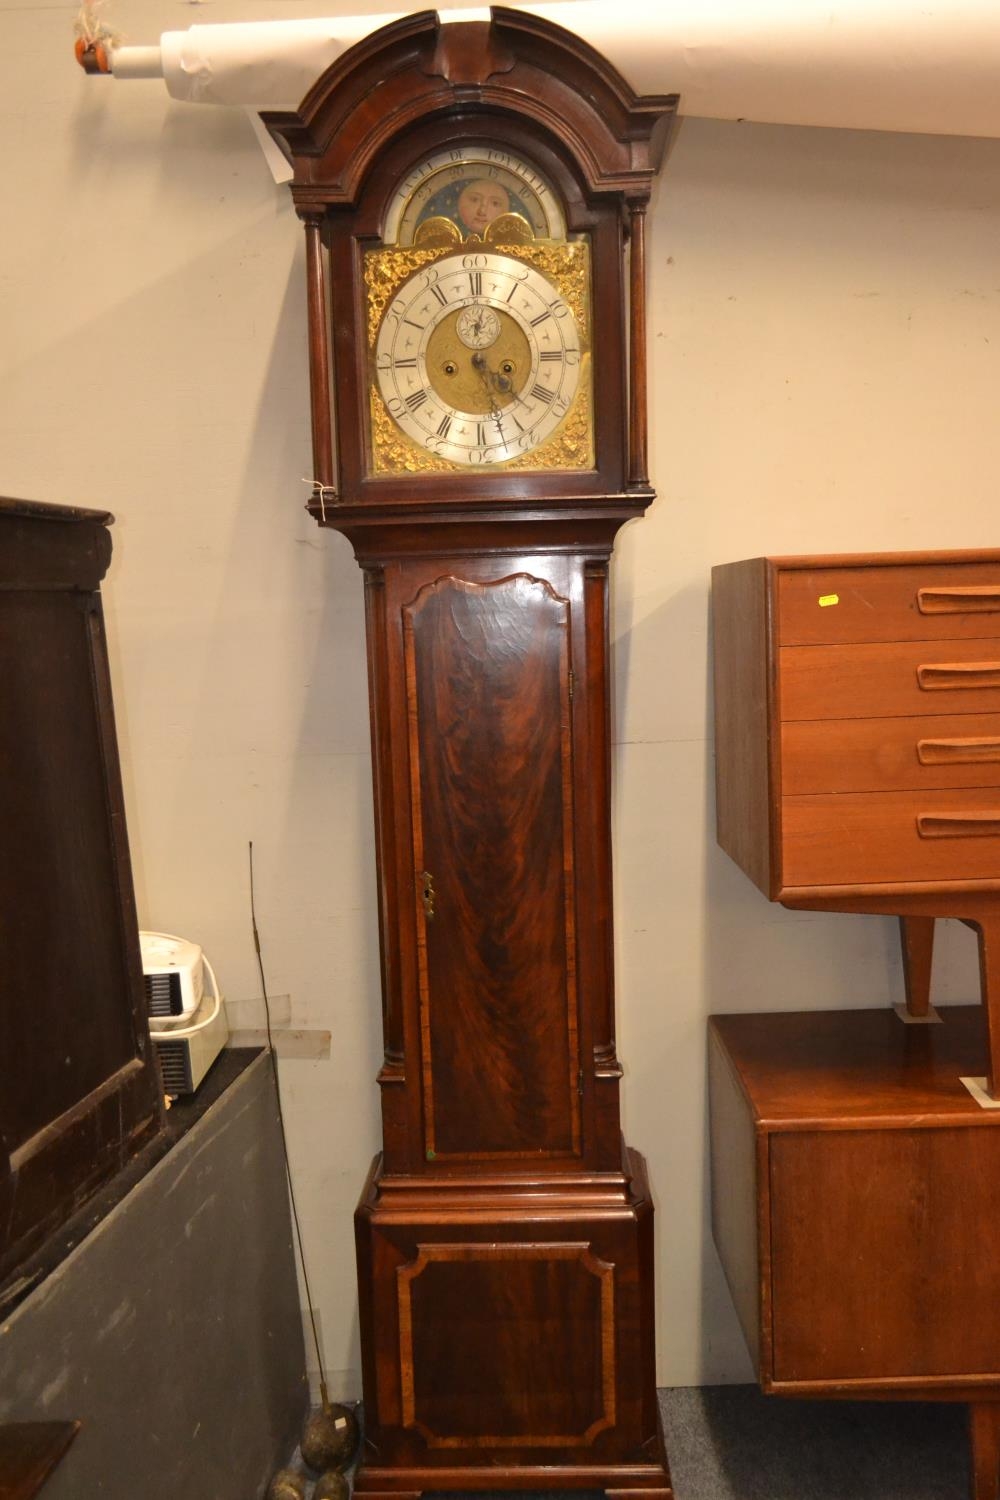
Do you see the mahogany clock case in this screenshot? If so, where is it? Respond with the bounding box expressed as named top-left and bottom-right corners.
top-left (263, 13), bottom-right (677, 1495)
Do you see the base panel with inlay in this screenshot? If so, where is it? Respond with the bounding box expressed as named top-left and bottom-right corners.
top-left (354, 1150), bottom-right (670, 1497)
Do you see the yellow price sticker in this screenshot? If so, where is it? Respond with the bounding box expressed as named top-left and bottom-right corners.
top-left (818, 593), bottom-right (840, 607)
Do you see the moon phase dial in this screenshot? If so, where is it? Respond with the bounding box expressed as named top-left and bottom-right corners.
top-left (373, 250), bottom-right (587, 469)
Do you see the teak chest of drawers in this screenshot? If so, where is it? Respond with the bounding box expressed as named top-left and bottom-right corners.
top-left (712, 550), bottom-right (1000, 1095)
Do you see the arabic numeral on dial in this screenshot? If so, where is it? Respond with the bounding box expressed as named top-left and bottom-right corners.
top-left (550, 299), bottom-right (570, 319)
top-left (376, 352), bottom-right (392, 370)
top-left (553, 395), bottom-right (570, 417)
top-left (517, 431), bottom-right (538, 450)
top-left (386, 397), bottom-right (404, 416)
top-left (462, 253), bottom-right (488, 270)
top-left (564, 348), bottom-right (581, 366)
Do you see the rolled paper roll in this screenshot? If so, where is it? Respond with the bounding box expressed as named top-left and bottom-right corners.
top-left (101, 2), bottom-right (1000, 140)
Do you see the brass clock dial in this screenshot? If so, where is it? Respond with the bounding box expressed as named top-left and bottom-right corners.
top-left (372, 249), bottom-right (587, 469)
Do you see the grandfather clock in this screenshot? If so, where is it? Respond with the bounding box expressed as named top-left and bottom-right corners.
top-left (264, 12), bottom-right (676, 1495)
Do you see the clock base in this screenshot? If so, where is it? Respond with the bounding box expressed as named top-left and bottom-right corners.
top-left (353, 1148), bottom-right (670, 1496)
top-left (354, 1456), bottom-right (672, 1499)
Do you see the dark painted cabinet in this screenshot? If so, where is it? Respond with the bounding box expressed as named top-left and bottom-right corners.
top-left (0, 497), bottom-right (163, 1291)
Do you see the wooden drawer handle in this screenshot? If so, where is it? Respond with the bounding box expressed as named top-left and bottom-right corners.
top-left (917, 736), bottom-right (1000, 765)
top-left (917, 812), bottom-right (1000, 839)
top-left (917, 661), bottom-right (1000, 691)
top-left (917, 585), bottom-right (1000, 614)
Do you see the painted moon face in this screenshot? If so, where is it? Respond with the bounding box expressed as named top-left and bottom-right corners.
top-left (383, 147), bottom-right (566, 247)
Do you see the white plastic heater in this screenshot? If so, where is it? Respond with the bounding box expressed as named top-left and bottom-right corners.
top-left (140, 931), bottom-right (228, 1096)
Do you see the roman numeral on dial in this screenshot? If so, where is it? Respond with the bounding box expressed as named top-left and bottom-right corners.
top-left (405, 389), bottom-right (428, 410)
top-left (530, 383), bottom-right (554, 404)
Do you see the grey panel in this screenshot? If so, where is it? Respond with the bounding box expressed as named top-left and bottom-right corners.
top-left (0, 1052), bottom-right (308, 1500)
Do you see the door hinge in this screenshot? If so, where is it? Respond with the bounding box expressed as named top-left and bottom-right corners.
top-left (568, 670), bottom-right (575, 701)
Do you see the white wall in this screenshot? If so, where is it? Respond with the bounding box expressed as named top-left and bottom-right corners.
top-left (2, 0), bottom-right (999, 1396)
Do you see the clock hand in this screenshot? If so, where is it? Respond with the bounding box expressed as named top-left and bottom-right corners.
top-left (470, 353), bottom-right (508, 445)
top-left (471, 352), bottom-right (513, 397)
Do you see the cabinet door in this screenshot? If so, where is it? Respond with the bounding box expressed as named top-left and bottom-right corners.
top-left (770, 1126), bottom-right (1000, 1384)
top-left (403, 571), bottom-right (581, 1163)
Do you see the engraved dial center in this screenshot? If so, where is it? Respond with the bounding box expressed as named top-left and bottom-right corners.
top-left (426, 308), bottom-right (530, 416)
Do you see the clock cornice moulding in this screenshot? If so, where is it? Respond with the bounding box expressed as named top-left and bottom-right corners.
top-left (262, 8), bottom-right (678, 208)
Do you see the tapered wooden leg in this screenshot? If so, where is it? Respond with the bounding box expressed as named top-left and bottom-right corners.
top-left (970, 1402), bottom-right (1000, 1500)
top-left (974, 919), bottom-right (1000, 1099)
top-left (899, 915), bottom-right (935, 1017)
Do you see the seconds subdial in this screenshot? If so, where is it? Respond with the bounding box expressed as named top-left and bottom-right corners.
top-left (456, 304), bottom-right (501, 350)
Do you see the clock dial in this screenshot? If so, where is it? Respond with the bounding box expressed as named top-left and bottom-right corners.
top-left (374, 250), bottom-right (584, 468)
top-left (383, 147), bottom-right (566, 246)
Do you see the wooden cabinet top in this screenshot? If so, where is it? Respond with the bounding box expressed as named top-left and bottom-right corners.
top-left (710, 1005), bottom-right (995, 1130)
top-left (714, 548), bottom-right (1000, 570)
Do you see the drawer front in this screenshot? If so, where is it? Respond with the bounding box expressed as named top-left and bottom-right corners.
top-left (780, 638), bottom-right (1000, 721)
top-left (778, 563), bottom-right (1000, 646)
top-left (781, 712), bottom-right (1000, 795)
top-left (782, 788), bottom-right (1000, 887)
top-left (771, 1127), bottom-right (1000, 1384)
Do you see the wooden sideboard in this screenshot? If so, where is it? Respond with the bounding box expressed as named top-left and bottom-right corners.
top-left (710, 1006), bottom-right (1000, 1500)
top-left (712, 550), bottom-right (1000, 1094)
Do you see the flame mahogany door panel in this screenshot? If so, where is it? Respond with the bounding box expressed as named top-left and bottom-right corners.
top-left (403, 571), bottom-right (580, 1164)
